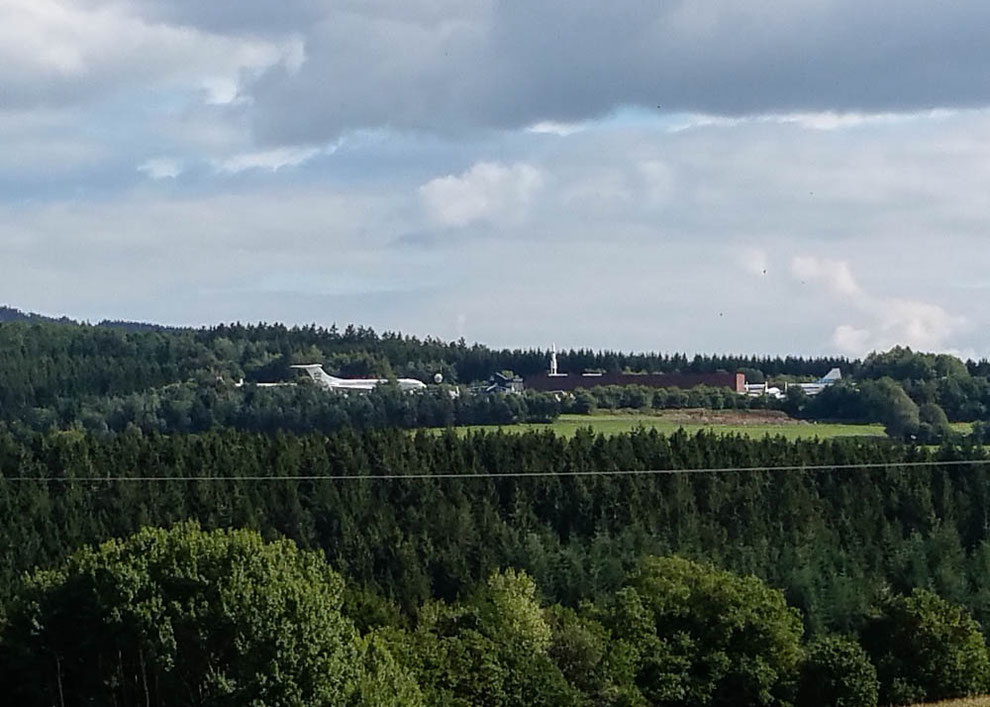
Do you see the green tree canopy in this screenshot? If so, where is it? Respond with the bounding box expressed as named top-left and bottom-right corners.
top-left (862, 588), bottom-right (990, 705)
top-left (861, 378), bottom-right (920, 439)
top-left (797, 635), bottom-right (878, 707)
top-left (389, 568), bottom-right (580, 706)
top-left (600, 556), bottom-right (805, 707)
top-left (0, 522), bottom-right (369, 706)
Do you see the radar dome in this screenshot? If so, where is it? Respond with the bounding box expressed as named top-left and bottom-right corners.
top-left (433, 373), bottom-right (444, 384)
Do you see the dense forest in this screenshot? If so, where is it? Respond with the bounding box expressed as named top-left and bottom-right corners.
top-left (5, 307), bottom-right (990, 704)
top-left (2, 427), bottom-right (990, 703)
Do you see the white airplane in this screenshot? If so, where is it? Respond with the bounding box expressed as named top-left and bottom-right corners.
top-left (790, 368), bottom-right (842, 396)
top-left (290, 364), bottom-right (426, 392)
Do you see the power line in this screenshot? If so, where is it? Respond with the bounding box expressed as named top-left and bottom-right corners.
top-left (0, 458), bottom-right (986, 482)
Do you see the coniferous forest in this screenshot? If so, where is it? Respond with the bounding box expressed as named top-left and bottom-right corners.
top-left (4, 313), bottom-right (990, 704)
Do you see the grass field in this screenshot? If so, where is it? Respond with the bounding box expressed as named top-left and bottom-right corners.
top-left (910, 698), bottom-right (990, 707)
top-left (449, 412), bottom-right (889, 440)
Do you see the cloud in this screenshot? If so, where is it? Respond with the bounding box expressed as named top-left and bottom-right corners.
top-left (767, 110), bottom-right (956, 131)
top-left (527, 121), bottom-right (586, 137)
top-left (873, 298), bottom-right (966, 353)
top-left (668, 110), bottom-right (958, 134)
top-left (419, 162), bottom-right (544, 227)
top-left (233, 0), bottom-right (990, 144)
top-left (212, 145), bottom-right (329, 174)
top-left (832, 325), bottom-right (871, 354)
top-left (0, 0), bottom-right (300, 109)
top-left (790, 256), bottom-right (966, 355)
top-left (0, 109), bottom-right (105, 176)
top-left (138, 158), bottom-right (182, 180)
top-left (125, 0), bottom-right (325, 35)
top-left (637, 160), bottom-right (674, 207)
top-left (790, 256), bottom-right (861, 297)
top-left (740, 248), bottom-right (769, 277)
top-left (5, 86), bottom-right (990, 356)
top-left (0, 185), bottom-right (419, 318)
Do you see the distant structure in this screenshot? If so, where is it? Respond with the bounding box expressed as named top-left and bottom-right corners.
top-left (786, 368), bottom-right (842, 396)
top-left (743, 368), bottom-right (842, 399)
top-left (290, 364), bottom-right (426, 392)
top-left (480, 372), bottom-right (525, 394)
top-left (549, 344), bottom-right (565, 378)
top-left (232, 378), bottom-right (288, 389)
top-left (743, 381), bottom-right (784, 398)
top-left (525, 348), bottom-right (747, 393)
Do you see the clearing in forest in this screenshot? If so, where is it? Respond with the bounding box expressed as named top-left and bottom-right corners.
top-left (451, 410), bottom-right (888, 439)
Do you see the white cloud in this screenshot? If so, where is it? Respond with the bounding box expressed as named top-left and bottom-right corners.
top-left (527, 121), bottom-right (586, 137)
top-left (874, 298), bottom-right (966, 352)
top-left (138, 157), bottom-right (182, 179)
top-left (0, 0), bottom-right (300, 108)
top-left (832, 325), bottom-right (871, 355)
top-left (792, 256), bottom-right (966, 355)
top-left (419, 162), bottom-right (544, 227)
top-left (667, 109), bottom-right (960, 134)
top-left (790, 256), bottom-right (862, 297)
top-left (213, 145), bottom-right (328, 173)
top-left (770, 111), bottom-right (918, 131)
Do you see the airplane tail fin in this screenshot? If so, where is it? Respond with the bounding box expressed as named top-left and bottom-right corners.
top-left (818, 368), bottom-right (842, 383)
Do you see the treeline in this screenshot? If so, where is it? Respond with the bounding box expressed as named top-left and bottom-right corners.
top-left (578, 348), bottom-right (990, 436)
top-left (1, 523), bottom-right (987, 706)
top-left (0, 315), bottom-right (855, 418)
top-left (565, 383), bottom-right (771, 414)
top-left (0, 316), bottom-right (826, 437)
top-left (2, 427), bottom-right (990, 638)
top-left (793, 348), bottom-right (990, 424)
top-left (9, 382), bottom-right (562, 436)
top-left (8, 313), bottom-right (990, 438)
top-left (567, 347), bottom-right (990, 430)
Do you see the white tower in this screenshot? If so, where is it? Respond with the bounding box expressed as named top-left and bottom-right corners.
top-left (550, 344), bottom-right (560, 376)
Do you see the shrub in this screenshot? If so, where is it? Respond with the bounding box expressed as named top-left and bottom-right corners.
top-left (862, 588), bottom-right (990, 704)
top-left (797, 635), bottom-right (878, 707)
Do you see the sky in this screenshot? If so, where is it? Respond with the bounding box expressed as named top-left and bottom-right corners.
top-left (3, 0), bottom-right (990, 357)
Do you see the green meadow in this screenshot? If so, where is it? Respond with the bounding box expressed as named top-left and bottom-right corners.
top-left (447, 413), bottom-right (891, 440)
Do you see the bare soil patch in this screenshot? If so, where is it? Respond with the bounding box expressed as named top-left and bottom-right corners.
top-left (657, 408), bottom-right (806, 426)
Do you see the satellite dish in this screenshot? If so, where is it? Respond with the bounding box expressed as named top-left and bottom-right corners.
top-left (433, 373), bottom-right (444, 384)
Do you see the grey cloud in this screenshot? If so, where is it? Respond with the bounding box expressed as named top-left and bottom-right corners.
top-left (0, 109), bottom-right (105, 175)
top-left (124, 0), bottom-right (325, 34)
top-left (240, 0), bottom-right (990, 144)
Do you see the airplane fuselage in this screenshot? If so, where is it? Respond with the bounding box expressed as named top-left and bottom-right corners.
top-left (290, 364), bottom-right (426, 392)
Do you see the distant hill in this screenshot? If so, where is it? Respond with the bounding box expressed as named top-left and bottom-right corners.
top-left (0, 306), bottom-right (75, 325)
top-left (0, 305), bottom-right (177, 332)
top-left (92, 319), bottom-right (182, 333)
